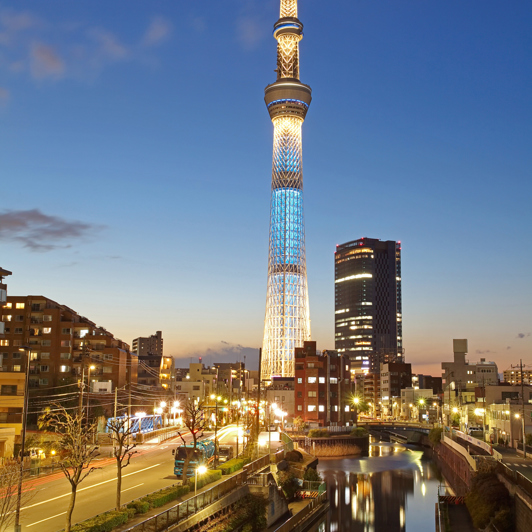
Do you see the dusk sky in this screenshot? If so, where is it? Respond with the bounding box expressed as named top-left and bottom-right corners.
top-left (1, 0), bottom-right (531, 376)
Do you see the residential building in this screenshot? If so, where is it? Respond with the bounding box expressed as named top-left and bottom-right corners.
top-left (132, 331), bottom-right (163, 357)
top-left (412, 374), bottom-right (443, 395)
top-left (363, 373), bottom-right (380, 417)
top-left (137, 354), bottom-right (174, 391)
top-left (380, 362), bottom-right (412, 417)
top-left (488, 403), bottom-right (532, 447)
top-left (0, 268), bottom-right (11, 338)
top-left (266, 377), bottom-right (295, 422)
top-left (400, 388), bottom-right (436, 421)
top-left (1, 296), bottom-right (137, 391)
top-left (174, 362), bottom-right (217, 402)
top-left (503, 369), bottom-right (532, 385)
top-left (441, 339), bottom-right (498, 423)
top-left (334, 238), bottom-right (403, 373)
top-left (215, 362), bottom-right (246, 401)
top-left (294, 341), bottom-right (354, 427)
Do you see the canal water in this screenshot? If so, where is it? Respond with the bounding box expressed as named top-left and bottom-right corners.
top-left (313, 440), bottom-right (448, 532)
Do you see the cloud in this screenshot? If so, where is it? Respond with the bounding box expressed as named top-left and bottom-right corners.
top-left (175, 341), bottom-right (260, 370)
top-left (516, 333), bottom-right (530, 339)
top-left (0, 9), bottom-right (39, 45)
top-left (142, 16), bottom-right (172, 47)
top-left (475, 349), bottom-right (492, 355)
top-left (235, 16), bottom-right (268, 50)
top-left (0, 86), bottom-right (9, 101)
top-left (30, 43), bottom-right (64, 79)
top-left (88, 28), bottom-right (128, 60)
top-left (0, 209), bottom-right (102, 252)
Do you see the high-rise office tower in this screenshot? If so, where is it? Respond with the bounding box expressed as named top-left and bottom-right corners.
top-left (262, 0), bottom-right (312, 381)
top-left (334, 238), bottom-right (402, 373)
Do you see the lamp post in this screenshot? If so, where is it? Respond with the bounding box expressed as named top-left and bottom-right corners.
top-left (210, 394), bottom-right (221, 467)
top-left (353, 397), bottom-right (360, 427)
top-left (194, 464), bottom-right (207, 509)
top-left (14, 345), bottom-right (31, 532)
top-left (418, 398), bottom-right (426, 424)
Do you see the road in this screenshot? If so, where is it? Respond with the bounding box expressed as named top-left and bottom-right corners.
top-left (494, 445), bottom-right (532, 481)
top-left (18, 427), bottom-right (240, 532)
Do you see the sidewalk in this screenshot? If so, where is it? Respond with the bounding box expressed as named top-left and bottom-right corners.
top-left (447, 504), bottom-right (476, 532)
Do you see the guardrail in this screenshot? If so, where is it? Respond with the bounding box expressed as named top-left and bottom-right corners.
top-left (496, 461), bottom-right (532, 499)
top-left (452, 429), bottom-right (501, 459)
top-left (123, 454), bottom-right (270, 532)
top-left (272, 491), bottom-right (328, 532)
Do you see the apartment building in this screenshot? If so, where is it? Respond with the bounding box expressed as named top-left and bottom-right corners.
top-left (1, 296), bottom-right (137, 391)
top-left (294, 341), bottom-right (355, 427)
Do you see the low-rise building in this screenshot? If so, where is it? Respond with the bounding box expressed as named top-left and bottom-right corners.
top-left (488, 403), bottom-right (532, 446)
top-left (400, 388), bottom-right (436, 421)
top-left (380, 362), bottom-right (412, 417)
top-left (0, 370), bottom-right (24, 457)
top-left (294, 341), bottom-right (354, 427)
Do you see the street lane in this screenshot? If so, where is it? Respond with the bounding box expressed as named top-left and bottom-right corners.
top-left (17, 428), bottom-right (242, 532)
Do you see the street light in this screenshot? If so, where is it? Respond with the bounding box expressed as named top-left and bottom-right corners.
top-left (14, 345), bottom-right (31, 532)
top-left (194, 464), bottom-right (207, 509)
top-left (353, 397), bottom-right (360, 427)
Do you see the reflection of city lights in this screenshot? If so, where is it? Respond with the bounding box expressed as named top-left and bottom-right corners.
top-left (422, 482), bottom-right (426, 496)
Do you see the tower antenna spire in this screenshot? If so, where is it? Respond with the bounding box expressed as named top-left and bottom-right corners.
top-left (261, 0), bottom-right (312, 382)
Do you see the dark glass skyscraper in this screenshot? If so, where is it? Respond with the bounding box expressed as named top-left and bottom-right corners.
top-left (334, 238), bottom-right (402, 373)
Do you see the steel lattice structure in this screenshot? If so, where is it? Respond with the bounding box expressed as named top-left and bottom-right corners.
top-left (262, 0), bottom-right (312, 381)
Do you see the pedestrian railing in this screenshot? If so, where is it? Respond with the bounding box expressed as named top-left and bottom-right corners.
top-left (123, 454), bottom-right (269, 532)
top-left (496, 461), bottom-right (532, 498)
top-left (272, 491), bottom-right (328, 532)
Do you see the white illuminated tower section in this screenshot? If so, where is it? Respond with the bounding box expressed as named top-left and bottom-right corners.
top-left (262, 0), bottom-right (312, 381)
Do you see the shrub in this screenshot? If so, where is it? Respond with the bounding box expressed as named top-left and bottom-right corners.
top-left (126, 499), bottom-right (150, 514)
top-left (219, 458), bottom-right (246, 475)
top-left (144, 484), bottom-right (190, 508)
top-left (492, 507), bottom-right (514, 532)
top-left (429, 428), bottom-right (443, 447)
top-left (350, 427), bottom-right (368, 438)
top-left (308, 429), bottom-right (329, 438)
top-left (465, 472), bottom-right (511, 529)
top-left (285, 450), bottom-right (303, 462)
top-left (188, 469), bottom-right (222, 490)
top-left (303, 467), bottom-right (322, 482)
top-left (71, 510), bottom-right (129, 532)
top-left (277, 470), bottom-right (299, 501)
top-left (526, 433), bottom-right (532, 446)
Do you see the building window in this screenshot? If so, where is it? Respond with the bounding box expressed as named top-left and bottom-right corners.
top-left (43, 315), bottom-right (52, 322)
top-left (62, 328), bottom-right (71, 335)
top-left (30, 352), bottom-right (38, 360)
top-left (345, 405), bottom-right (350, 412)
top-left (0, 385), bottom-right (17, 395)
top-left (333, 406), bottom-right (338, 412)
top-left (41, 352), bottom-right (50, 359)
top-left (43, 328), bottom-right (52, 334)
top-left (297, 405), bottom-right (303, 411)
top-left (297, 391), bottom-right (302, 398)
top-left (40, 365), bottom-right (49, 372)
top-left (307, 405), bottom-right (316, 412)
top-left (39, 378), bottom-right (48, 385)
top-left (1, 315), bottom-right (12, 322)
top-left (42, 340), bottom-right (51, 346)
top-left (60, 353), bottom-right (71, 359)
top-left (12, 352), bottom-right (21, 359)
top-left (12, 365), bottom-right (21, 372)
top-left (330, 377), bottom-right (338, 384)
top-left (59, 365), bottom-right (70, 373)
top-left (15, 303), bottom-right (25, 309)
top-left (193, 385), bottom-right (200, 390)
top-left (103, 354), bottom-right (113, 361)
top-left (318, 405), bottom-right (325, 412)
top-left (308, 377), bottom-right (316, 384)
top-left (307, 363), bottom-right (315, 368)
top-left (308, 391), bottom-right (317, 397)
top-left (4, 303), bottom-right (12, 309)
top-left (103, 366), bottom-right (112, 374)
top-left (297, 378), bottom-right (302, 384)
top-left (318, 377), bottom-right (325, 384)
top-left (61, 340), bottom-right (71, 347)
top-left (15, 315), bottom-right (23, 322)
top-left (0, 340), bottom-right (9, 346)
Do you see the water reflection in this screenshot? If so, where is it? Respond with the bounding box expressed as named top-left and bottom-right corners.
top-left (314, 441), bottom-right (443, 532)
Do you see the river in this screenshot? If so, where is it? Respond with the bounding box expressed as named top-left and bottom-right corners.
top-left (312, 439), bottom-right (447, 532)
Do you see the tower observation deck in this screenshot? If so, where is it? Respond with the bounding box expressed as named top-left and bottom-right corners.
top-left (261, 0), bottom-right (312, 381)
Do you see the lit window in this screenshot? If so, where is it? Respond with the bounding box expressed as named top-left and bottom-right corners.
top-left (60, 353), bottom-right (71, 360)
top-left (15, 303), bottom-right (24, 309)
top-left (308, 377), bottom-right (316, 384)
top-left (43, 315), bottom-right (52, 322)
top-left (318, 405), bottom-right (325, 412)
top-left (59, 365), bottom-right (70, 373)
top-left (318, 377), bottom-right (325, 384)
top-left (297, 405), bottom-right (302, 411)
top-left (308, 391), bottom-right (317, 397)
top-left (4, 303), bottom-right (12, 309)
top-left (0, 340), bottom-right (9, 346)
top-left (30, 352), bottom-right (38, 360)
top-left (330, 377), bottom-right (338, 384)
top-left (307, 405), bottom-right (316, 412)
top-left (43, 328), bottom-right (52, 334)
top-left (1, 315), bottom-right (12, 322)
top-left (12, 365), bottom-right (21, 372)
top-left (345, 405), bottom-right (350, 412)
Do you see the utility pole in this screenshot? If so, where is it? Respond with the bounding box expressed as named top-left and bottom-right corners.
top-left (520, 360), bottom-right (526, 458)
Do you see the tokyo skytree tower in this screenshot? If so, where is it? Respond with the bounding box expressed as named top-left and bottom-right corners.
top-left (261, 0), bottom-right (312, 381)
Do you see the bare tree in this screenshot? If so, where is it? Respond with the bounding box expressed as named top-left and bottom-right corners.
top-left (177, 398), bottom-right (206, 482)
top-left (39, 405), bottom-right (99, 532)
top-left (107, 416), bottom-right (137, 510)
top-left (0, 463), bottom-right (35, 532)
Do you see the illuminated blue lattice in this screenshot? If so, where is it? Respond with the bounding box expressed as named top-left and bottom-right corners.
top-left (270, 188), bottom-right (303, 266)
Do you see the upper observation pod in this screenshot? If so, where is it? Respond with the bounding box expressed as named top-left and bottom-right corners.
top-left (264, 1), bottom-right (312, 122)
